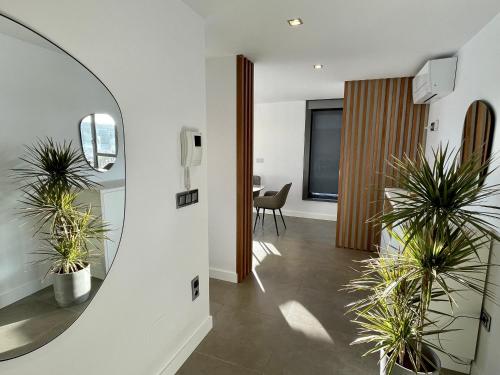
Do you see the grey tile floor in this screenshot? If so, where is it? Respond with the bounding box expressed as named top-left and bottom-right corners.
top-left (179, 216), bottom-right (377, 374)
top-left (179, 216), bottom-right (465, 375)
top-left (0, 277), bottom-right (102, 360)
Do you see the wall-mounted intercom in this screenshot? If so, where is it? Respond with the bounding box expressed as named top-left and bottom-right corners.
top-left (181, 128), bottom-right (203, 168)
top-left (180, 127), bottom-right (203, 197)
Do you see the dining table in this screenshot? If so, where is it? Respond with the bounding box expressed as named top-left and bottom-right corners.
top-left (253, 185), bottom-right (265, 193)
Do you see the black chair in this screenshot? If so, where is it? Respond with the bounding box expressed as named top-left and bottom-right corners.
top-left (253, 183), bottom-right (292, 236)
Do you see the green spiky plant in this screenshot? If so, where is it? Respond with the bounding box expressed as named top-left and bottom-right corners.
top-left (346, 144), bottom-right (500, 374)
top-left (13, 138), bottom-right (108, 275)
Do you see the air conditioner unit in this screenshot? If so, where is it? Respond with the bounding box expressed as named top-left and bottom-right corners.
top-left (413, 57), bottom-right (457, 104)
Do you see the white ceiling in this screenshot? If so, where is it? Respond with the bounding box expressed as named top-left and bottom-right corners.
top-left (184, 0), bottom-right (500, 103)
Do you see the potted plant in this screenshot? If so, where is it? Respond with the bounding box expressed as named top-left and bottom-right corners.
top-left (346, 145), bottom-right (500, 374)
top-left (14, 138), bottom-right (108, 307)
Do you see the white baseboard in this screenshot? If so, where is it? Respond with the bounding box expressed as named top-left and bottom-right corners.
top-left (158, 315), bottom-right (213, 375)
top-left (281, 209), bottom-right (337, 221)
top-left (209, 267), bottom-right (238, 283)
top-left (253, 207), bottom-right (336, 221)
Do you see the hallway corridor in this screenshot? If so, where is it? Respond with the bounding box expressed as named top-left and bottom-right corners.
top-left (178, 217), bottom-right (377, 374)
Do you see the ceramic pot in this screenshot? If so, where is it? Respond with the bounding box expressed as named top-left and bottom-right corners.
top-left (380, 345), bottom-right (441, 375)
top-left (53, 263), bottom-right (91, 307)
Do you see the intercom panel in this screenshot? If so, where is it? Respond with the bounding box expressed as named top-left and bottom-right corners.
top-left (181, 128), bottom-right (203, 167)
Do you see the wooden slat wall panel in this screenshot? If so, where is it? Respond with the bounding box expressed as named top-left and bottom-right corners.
top-left (236, 55), bottom-right (254, 282)
top-left (336, 77), bottom-right (429, 251)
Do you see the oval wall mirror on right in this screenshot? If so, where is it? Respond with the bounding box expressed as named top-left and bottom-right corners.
top-left (461, 100), bottom-right (495, 167)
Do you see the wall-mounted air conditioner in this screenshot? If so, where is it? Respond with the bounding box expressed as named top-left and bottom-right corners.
top-left (413, 57), bottom-right (457, 104)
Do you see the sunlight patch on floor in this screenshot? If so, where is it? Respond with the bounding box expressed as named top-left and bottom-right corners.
top-left (0, 318), bottom-right (38, 350)
top-left (279, 300), bottom-right (333, 344)
top-left (251, 267), bottom-right (266, 293)
top-left (252, 240), bottom-right (282, 293)
top-left (251, 253), bottom-right (266, 293)
top-left (253, 240), bottom-right (281, 263)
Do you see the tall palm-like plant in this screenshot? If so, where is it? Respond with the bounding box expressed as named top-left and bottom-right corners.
top-left (13, 138), bottom-right (107, 275)
top-left (381, 145), bottom-right (500, 245)
top-left (15, 138), bottom-right (97, 191)
top-left (348, 254), bottom-right (443, 374)
top-left (347, 144), bottom-right (500, 373)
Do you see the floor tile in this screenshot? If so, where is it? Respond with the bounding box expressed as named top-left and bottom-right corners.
top-left (177, 352), bottom-right (260, 375)
top-left (196, 306), bottom-right (286, 372)
top-left (181, 217), bottom-right (454, 374)
top-left (262, 333), bottom-right (377, 375)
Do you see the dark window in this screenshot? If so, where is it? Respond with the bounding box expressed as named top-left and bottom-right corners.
top-left (303, 99), bottom-right (343, 202)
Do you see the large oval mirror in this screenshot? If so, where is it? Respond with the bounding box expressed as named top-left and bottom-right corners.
top-left (0, 15), bottom-right (125, 360)
top-left (461, 100), bottom-right (495, 167)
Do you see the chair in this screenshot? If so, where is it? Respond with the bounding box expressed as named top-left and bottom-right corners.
top-left (253, 175), bottom-right (261, 198)
top-left (253, 183), bottom-right (292, 236)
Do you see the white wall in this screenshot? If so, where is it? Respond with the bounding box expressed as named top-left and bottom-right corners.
top-left (425, 13), bottom-right (500, 375)
top-left (0, 29), bottom-right (124, 309)
top-left (205, 56), bottom-right (238, 283)
top-left (0, 1), bottom-right (210, 374)
top-left (254, 101), bottom-right (338, 221)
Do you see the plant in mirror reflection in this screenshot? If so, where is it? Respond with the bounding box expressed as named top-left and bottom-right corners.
top-left (346, 144), bottom-right (500, 374)
top-left (12, 138), bottom-right (108, 275)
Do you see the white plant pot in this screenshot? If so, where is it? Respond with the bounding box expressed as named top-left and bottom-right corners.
top-left (380, 345), bottom-right (441, 375)
top-left (53, 264), bottom-right (91, 307)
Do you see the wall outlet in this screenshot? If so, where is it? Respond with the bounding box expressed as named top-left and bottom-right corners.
top-left (256, 157), bottom-right (264, 163)
top-left (191, 276), bottom-right (200, 301)
top-left (429, 120), bottom-right (439, 132)
top-left (481, 309), bottom-right (491, 332)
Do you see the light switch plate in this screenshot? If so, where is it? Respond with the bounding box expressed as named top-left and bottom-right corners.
top-left (176, 189), bottom-right (199, 209)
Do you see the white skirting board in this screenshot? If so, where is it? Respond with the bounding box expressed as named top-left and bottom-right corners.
top-left (253, 208), bottom-right (336, 222)
top-left (209, 267), bottom-right (238, 283)
top-left (281, 209), bottom-right (336, 221)
top-left (158, 315), bottom-right (213, 375)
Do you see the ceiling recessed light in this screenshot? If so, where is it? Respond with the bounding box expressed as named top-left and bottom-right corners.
top-left (287, 18), bottom-right (303, 27)
top-left (314, 64), bottom-right (324, 70)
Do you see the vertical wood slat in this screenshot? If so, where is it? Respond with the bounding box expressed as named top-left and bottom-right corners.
top-left (347, 81), bottom-right (362, 249)
top-left (366, 79), bottom-right (384, 249)
top-left (336, 82), bottom-right (352, 246)
top-left (236, 55), bottom-right (254, 282)
top-left (354, 81), bottom-right (369, 250)
top-left (336, 77), bottom-right (429, 251)
top-left (361, 80), bottom-right (377, 250)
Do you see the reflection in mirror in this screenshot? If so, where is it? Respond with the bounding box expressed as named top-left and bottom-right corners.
top-left (0, 15), bottom-right (125, 360)
top-left (80, 113), bottom-right (118, 172)
top-left (461, 100), bottom-right (495, 168)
